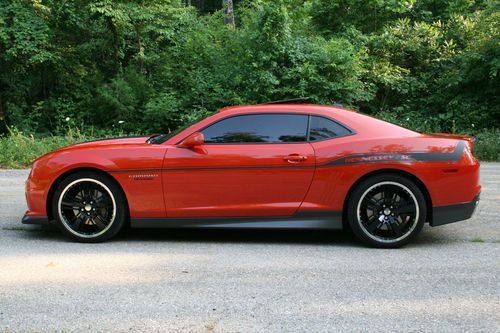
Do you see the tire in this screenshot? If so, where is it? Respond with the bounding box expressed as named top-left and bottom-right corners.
top-left (51, 171), bottom-right (127, 243)
top-left (346, 174), bottom-right (426, 248)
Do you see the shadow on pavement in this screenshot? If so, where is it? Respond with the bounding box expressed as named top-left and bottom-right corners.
top-left (119, 228), bottom-right (360, 246)
top-left (11, 223), bottom-right (365, 246)
top-left (11, 223), bottom-right (450, 247)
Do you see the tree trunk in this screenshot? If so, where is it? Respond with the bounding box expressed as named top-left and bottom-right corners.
top-left (107, 17), bottom-right (121, 76)
top-left (223, 0), bottom-right (234, 25)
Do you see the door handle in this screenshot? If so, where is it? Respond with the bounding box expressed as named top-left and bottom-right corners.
top-left (284, 154), bottom-right (308, 163)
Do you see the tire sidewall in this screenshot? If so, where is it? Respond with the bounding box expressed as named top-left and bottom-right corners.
top-left (51, 171), bottom-right (127, 243)
top-left (347, 174), bottom-right (426, 248)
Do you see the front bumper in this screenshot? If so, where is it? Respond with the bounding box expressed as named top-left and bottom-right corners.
top-left (22, 214), bottom-right (50, 226)
top-left (431, 193), bottom-right (480, 227)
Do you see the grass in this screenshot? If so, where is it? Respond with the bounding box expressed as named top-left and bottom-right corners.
top-left (0, 127), bottom-right (98, 168)
top-left (470, 237), bottom-right (485, 243)
top-left (1, 127), bottom-right (499, 168)
top-left (469, 238), bottom-right (500, 244)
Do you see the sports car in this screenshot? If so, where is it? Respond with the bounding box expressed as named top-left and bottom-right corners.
top-left (22, 103), bottom-right (481, 247)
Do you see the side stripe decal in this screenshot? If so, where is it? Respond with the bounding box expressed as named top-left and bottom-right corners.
top-left (106, 141), bottom-right (465, 173)
top-left (322, 141), bottom-right (465, 166)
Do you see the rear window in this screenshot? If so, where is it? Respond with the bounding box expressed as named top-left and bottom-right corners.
top-left (308, 116), bottom-right (352, 141)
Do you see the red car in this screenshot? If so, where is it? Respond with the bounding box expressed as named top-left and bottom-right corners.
top-left (22, 103), bottom-right (481, 247)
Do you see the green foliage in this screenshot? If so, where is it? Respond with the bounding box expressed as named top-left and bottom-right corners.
top-left (0, 0), bottom-right (498, 157)
top-left (310, 0), bottom-right (415, 34)
top-left (0, 127), bottom-right (93, 168)
top-left (474, 129), bottom-right (500, 161)
top-left (0, 123), bottom-right (142, 168)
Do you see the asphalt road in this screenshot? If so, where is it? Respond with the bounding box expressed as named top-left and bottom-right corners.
top-left (0, 164), bottom-right (499, 332)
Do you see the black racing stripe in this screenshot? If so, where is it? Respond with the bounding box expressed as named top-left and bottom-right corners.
top-left (411, 140), bottom-right (465, 161)
top-left (319, 141), bottom-right (465, 167)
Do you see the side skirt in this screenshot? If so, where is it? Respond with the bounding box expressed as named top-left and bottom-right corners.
top-left (131, 211), bottom-right (343, 230)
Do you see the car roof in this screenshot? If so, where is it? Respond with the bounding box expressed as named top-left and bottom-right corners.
top-left (164, 103), bottom-right (418, 145)
top-left (216, 104), bottom-right (417, 139)
top-left (218, 103), bottom-right (353, 116)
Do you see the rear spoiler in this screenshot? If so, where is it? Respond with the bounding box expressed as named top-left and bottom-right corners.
top-left (430, 133), bottom-right (475, 143)
top-left (431, 133), bottom-right (475, 153)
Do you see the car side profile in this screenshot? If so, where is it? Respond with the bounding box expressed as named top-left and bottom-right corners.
top-left (22, 103), bottom-right (481, 247)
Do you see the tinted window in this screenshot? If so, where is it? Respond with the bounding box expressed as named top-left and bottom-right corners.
top-left (202, 114), bottom-right (308, 144)
top-left (309, 116), bottom-right (351, 141)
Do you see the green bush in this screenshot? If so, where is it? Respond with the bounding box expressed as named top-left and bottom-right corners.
top-left (0, 127), bottom-right (95, 168)
top-left (474, 129), bottom-right (500, 161)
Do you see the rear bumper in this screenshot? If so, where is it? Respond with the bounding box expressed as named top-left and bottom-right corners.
top-left (22, 214), bottom-right (50, 226)
top-left (431, 193), bottom-right (480, 226)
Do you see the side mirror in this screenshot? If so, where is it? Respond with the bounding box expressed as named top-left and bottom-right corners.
top-left (178, 132), bottom-right (204, 148)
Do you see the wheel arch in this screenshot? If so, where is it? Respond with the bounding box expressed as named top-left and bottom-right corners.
top-left (46, 167), bottom-right (130, 221)
top-left (342, 168), bottom-right (433, 223)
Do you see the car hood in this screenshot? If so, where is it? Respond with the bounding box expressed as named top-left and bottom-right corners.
top-left (32, 136), bottom-right (151, 164)
top-left (54, 136), bottom-right (150, 152)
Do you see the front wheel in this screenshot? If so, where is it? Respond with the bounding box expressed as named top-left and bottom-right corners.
top-left (347, 174), bottom-right (426, 248)
top-left (51, 171), bottom-right (127, 242)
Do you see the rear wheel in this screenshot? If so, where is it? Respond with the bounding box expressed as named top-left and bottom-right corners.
top-left (51, 171), bottom-right (127, 242)
top-left (347, 174), bottom-right (426, 248)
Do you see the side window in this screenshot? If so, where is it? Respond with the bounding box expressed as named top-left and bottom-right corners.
top-left (309, 116), bottom-right (351, 141)
top-left (202, 114), bottom-right (308, 144)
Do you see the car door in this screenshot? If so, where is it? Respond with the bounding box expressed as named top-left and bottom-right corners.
top-left (163, 113), bottom-right (315, 217)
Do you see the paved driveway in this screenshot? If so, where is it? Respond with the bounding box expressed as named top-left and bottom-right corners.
top-left (0, 164), bottom-right (499, 332)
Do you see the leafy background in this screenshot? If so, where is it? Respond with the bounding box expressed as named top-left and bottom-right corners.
top-left (0, 0), bottom-right (499, 165)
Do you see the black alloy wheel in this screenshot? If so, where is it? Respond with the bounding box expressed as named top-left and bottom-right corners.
top-left (52, 171), bottom-right (127, 242)
top-left (347, 174), bottom-right (426, 248)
